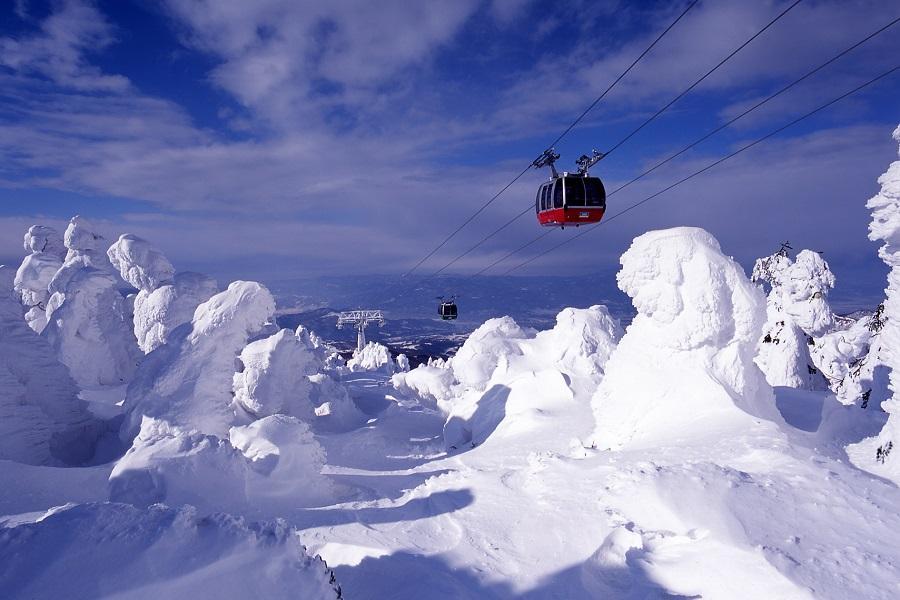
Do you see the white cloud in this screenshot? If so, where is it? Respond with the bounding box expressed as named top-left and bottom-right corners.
top-left (0, 0), bottom-right (129, 92)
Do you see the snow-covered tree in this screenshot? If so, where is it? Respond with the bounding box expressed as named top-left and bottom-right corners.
top-left (847, 124), bottom-right (900, 480)
top-left (752, 245), bottom-right (834, 390)
top-left (14, 225), bottom-right (65, 332)
top-left (107, 233), bottom-right (218, 353)
top-left (814, 305), bottom-right (888, 406)
top-left (346, 341), bottom-right (396, 374)
top-left (36, 218), bottom-right (140, 387)
top-left (121, 280), bottom-right (277, 440)
top-left (112, 282), bottom-right (337, 514)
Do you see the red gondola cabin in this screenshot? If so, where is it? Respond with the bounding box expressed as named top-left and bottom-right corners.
top-left (535, 174), bottom-right (606, 228)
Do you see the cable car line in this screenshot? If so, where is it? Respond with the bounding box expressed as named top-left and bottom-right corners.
top-left (541, 0), bottom-right (701, 152)
top-left (425, 204), bottom-right (534, 280)
top-left (450, 13), bottom-right (899, 279)
top-left (601, 0), bottom-right (804, 161)
top-left (417, 0), bottom-right (814, 282)
top-left (603, 13), bottom-right (900, 198)
top-left (399, 0), bottom-right (700, 279)
top-left (501, 64), bottom-right (900, 276)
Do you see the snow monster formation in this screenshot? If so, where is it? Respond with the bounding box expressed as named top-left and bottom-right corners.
top-left (847, 125), bottom-right (900, 480)
top-left (47, 216), bottom-right (116, 295)
top-left (752, 246), bottom-right (834, 390)
top-left (107, 233), bottom-right (218, 353)
top-left (14, 225), bottom-right (65, 332)
top-left (41, 217), bottom-right (139, 388)
top-left (121, 281), bottom-right (277, 439)
top-left (0, 266), bottom-right (100, 465)
top-left (112, 282), bottom-right (335, 513)
top-left (590, 227), bottom-right (779, 450)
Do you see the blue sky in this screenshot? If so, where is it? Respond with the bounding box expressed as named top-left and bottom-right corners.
top-left (1, 0), bottom-right (899, 300)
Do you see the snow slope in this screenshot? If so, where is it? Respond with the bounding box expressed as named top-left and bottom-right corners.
top-left (5, 158), bottom-right (900, 600)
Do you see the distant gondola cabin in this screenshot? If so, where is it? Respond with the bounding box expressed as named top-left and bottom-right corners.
top-left (438, 300), bottom-right (458, 320)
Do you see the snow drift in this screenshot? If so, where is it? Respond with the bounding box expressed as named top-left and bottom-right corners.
top-left (0, 502), bottom-right (342, 600)
top-left (590, 227), bottom-right (779, 450)
top-left (0, 266), bottom-right (100, 465)
top-left (109, 414), bottom-right (333, 514)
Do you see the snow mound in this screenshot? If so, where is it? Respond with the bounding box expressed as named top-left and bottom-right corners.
top-left (590, 227), bottom-right (779, 450)
top-left (43, 266), bottom-right (139, 388)
top-left (235, 328), bottom-right (320, 420)
top-left (347, 341), bottom-right (395, 374)
top-left (229, 414), bottom-right (333, 504)
top-left (391, 364), bottom-right (456, 412)
top-left (0, 502), bottom-right (342, 600)
top-left (394, 306), bottom-right (621, 450)
top-left (234, 328), bottom-right (363, 429)
top-left (452, 316), bottom-right (532, 390)
top-left (531, 305), bottom-right (623, 380)
top-left (132, 271), bottom-right (218, 353)
top-left (0, 265), bottom-right (100, 465)
top-left (848, 124), bottom-right (900, 480)
top-left (23, 224), bottom-right (65, 258)
top-left (109, 415), bottom-right (333, 514)
top-left (107, 233), bottom-right (175, 291)
top-left (122, 280), bottom-right (276, 440)
top-left (110, 417), bottom-right (252, 509)
top-left (443, 369), bottom-right (574, 450)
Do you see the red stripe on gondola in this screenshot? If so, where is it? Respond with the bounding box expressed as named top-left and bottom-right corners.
top-left (537, 207), bottom-right (605, 227)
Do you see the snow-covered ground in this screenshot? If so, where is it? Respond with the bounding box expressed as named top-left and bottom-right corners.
top-left (2, 127), bottom-right (900, 598)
